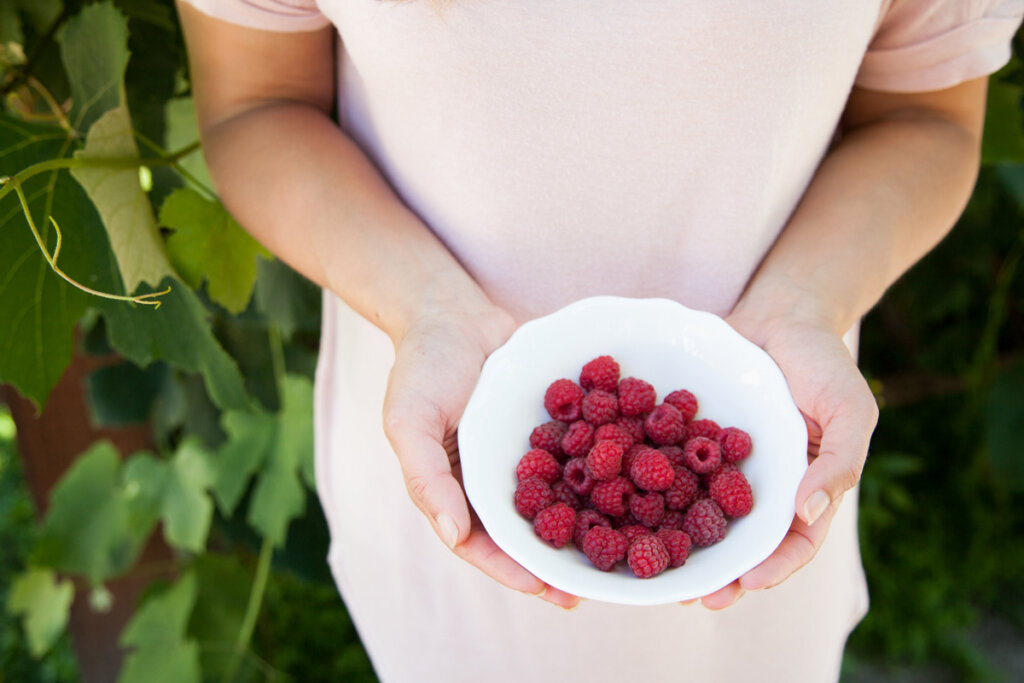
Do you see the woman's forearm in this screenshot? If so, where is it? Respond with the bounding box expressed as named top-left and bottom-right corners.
top-left (732, 80), bottom-right (987, 336)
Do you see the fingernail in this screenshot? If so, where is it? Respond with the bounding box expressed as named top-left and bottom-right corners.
top-left (436, 512), bottom-right (459, 549)
top-left (803, 490), bottom-right (830, 526)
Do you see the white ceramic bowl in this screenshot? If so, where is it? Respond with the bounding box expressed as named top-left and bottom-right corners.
top-left (459, 296), bottom-right (807, 605)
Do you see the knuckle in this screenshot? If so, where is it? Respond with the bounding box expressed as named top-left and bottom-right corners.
top-left (405, 473), bottom-right (432, 508)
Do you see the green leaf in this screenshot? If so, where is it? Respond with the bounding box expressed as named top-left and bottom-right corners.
top-left (255, 257), bottom-right (322, 341)
top-left (118, 572), bottom-right (201, 683)
top-left (188, 555), bottom-right (251, 679)
top-left (99, 277), bottom-right (252, 412)
top-left (7, 568), bottom-right (75, 658)
top-left (164, 97), bottom-right (212, 190)
top-left (35, 442), bottom-right (149, 583)
top-left (86, 360), bottom-right (169, 426)
top-left (122, 440), bottom-right (215, 552)
top-left (985, 357), bottom-right (1024, 492)
top-left (161, 187), bottom-right (270, 313)
top-left (0, 114), bottom-right (120, 410)
top-left (71, 104), bottom-right (175, 293)
top-left (59, 1), bottom-right (130, 134)
top-left (214, 375), bottom-right (314, 546)
top-left (982, 72), bottom-right (1024, 165)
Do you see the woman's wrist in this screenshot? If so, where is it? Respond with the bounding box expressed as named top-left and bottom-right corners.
top-left (728, 270), bottom-right (846, 346)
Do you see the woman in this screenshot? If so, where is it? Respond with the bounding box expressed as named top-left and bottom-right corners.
top-left (177, 1), bottom-right (1022, 680)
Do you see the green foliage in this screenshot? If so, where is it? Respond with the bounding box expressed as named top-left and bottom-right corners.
top-left (118, 572), bottom-right (201, 683)
top-left (6, 568), bottom-right (74, 659)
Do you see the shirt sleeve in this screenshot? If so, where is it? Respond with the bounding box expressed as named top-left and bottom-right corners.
top-left (179, 0), bottom-right (331, 33)
top-left (856, 0), bottom-right (1024, 92)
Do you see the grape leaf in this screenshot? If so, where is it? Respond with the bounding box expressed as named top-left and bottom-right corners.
top-left (255, 257), bottom-right (322, 341)
top-left (58, 1), bottom-right (129, 134)
top-left (188, 555), bottom-right (251, 679)
top-left (122, 439), bottom-right (215, 552)
top-left (164, 97), bottom-right (212, 190)
top-left (34, 441), bottom-right (149, 583)
top-left (6, 567), bottom-right (75, 657)
top-left (99, 278), bottom-right (252, 412)
top-left (71, 104), bottom-right (175, 293)
top-left (161, 187), bottom-right (270, 314)
top-left (0, 114), bottom-right (121, 410)
top-left (213, 375), bottom-right (314, 546)
top-left (118, 571), bottom-right (201, 683)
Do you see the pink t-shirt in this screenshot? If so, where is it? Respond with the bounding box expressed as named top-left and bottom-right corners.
top-left (181, 2), bottom-right (1021, 682)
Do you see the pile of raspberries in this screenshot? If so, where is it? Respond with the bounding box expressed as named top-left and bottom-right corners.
top-left (513, 355), bottom-right (754, 579)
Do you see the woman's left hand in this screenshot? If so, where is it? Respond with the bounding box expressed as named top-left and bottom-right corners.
top-left (696, 312), bottom-right (879, 610)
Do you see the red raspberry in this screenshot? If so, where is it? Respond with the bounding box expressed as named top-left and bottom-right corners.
top-left (544, 379), bottom-right (584, 422)
top-left (682, 436), bottom-right (722, 474)
top-left (590, 476), bottom-right (635, 517)
top-left (709, 468), bottom-right (753, 517)
top-left (618, 377), bottom-right (656, 417)
top-left (551, 479), bottom-right (582, 510)
top-left (627, 536), bottom-right (670, 578)
top-left (594, 423), bottom-right (634, 453)
top-left (629, 449), bottom-right (675, 492)
top-left (616, 416), bottom-right (646, 443)
top-left (533, 503), bottom-right (576, 548)
top-left (563, 457), bottom-right (596, 496)
top-left (582, 526), bottom-right (628, 571)
top-left (644, 403), bottom-right (686, 445)
top-left (629, 491), bottom-right (665, 527)
top-left (659, 509), bottom-right (685, 531)
top-left (560, 420), bottom-right (595, 458)
top-left (579, 355), bottom-right (620, 393)
top-left (687, 418), bottom-right (723, 441)
top-left (515, 449), bottom-right (561, 484)
top-left (655, 529), bottom-right (692, 567)
top-left (582, 389), bottom-right (619, 426)
top-left (719, 427), bottom-right (753, 463)
top-left (619, 524), bottom-right (653, 545)
top-left (529, 420), bottom-right (567, 459)
top-left (585, 441), bottom-right (623, 481)
top-left (514, 478), bottom-right (555, 520)
top-left (622, 444), bottom-right (651, 476)
top-left (664, 389), bottom-right (698, 422)
top-left (659, 445), bottom-right (685, 467)
top-left (664, 466), bottom-right (700, 510)
top-left (683, 499), bottom-right (728, 547)
top-left (573, 508), bottom-right (611, 548)
top-left (705, 461), bottom-right (739, 489)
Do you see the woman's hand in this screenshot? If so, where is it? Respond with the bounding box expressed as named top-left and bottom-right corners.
top-left (382, 303), bottom-right (581, 609)
top-left (697, 310), bottom-right (879, 610)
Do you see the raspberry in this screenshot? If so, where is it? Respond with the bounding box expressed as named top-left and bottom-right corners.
top-left (644, 403), bottom-right (686, 445)
top-left (622, 444), bottom-right (651, 476)
top-left (579, 355), bottom-right (620, 393)
top-left (618, 377), bottom-right (656, 417)
top-left (582, 389), bottom-right (619, 426)
top-left (515, 448), bottom-right (561, 484)
top-left (682, 436), bottom-right (722, 474)
top-left (616, 416), bottom-right (646, 443)
top-left (664, 466), bottom-right (700, 510)
top-left (573, 508), bottom-right (611, 548)
top-left (551, 479), bottom-right (582, 510)
top-left (590, 476), bottom-right (635, 517)
top-left (687, 418), bottom-right (723, 442)
top-left (529, 420), bottom-right (567, 459)
top-left (709, 468), bottom-right (753, 518)
top-left (563, 457), bottom-right (596, 496)
top-left (683, 499), bottom-right (728, 547)
top-left (655, 529), bottom-right (692, 568)
top-left (560, 420), bottom-right (595, 458)
top-left (533, 503), bottom-right (576, 548)
top-left (705, 461), bottom-right (739, 489)
top-left (659, 445), bottom-right (685, 467)
top-left (585, 441), bottom-right (623, 481)
top-left (544, 379), bottom-right (585, 422)
top-left (618, 524), bottom-right (653, 545)
top-left (629, 449), bottom-right (675, 492)
top-left (719, 426), bottom-right (753, 463)
top-left (659, 509), bottom-right (685, 531)
top-left (629, 491), bottom-right (665, 527)
top-left (514, 478), bottom-right (555, 520)
top-left (664, 389), bottom-right (699, 422)
top-left (582, 526), bottom-right (628, 571)
top-left (594, 423), bottom-right (634, 453)
top-left (627, 536), bottom-right (670, 578)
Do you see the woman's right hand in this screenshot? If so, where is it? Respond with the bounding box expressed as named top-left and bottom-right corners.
top-left (382, 302), bottom-right (581, 609)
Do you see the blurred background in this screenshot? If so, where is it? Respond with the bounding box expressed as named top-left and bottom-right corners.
top-left (1, 2), bottom-right (1022, 681)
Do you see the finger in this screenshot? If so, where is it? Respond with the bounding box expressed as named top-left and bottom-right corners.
top-left (739, 498), bottom-right (838, 591)
top-left (701, 581), bottom-right (745, 610)
top-left (539, 587), bottom-right (583, 610)
top-left (451, 526), bottom-right (548, 595)
top-left (795, 379), bottom-right (877, 526)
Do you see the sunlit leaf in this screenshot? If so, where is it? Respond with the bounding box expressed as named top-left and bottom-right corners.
top-left (118, 572), bottom-right (201, 683)
top-left (58, 1), bottom-right (129, 134)
top-left (7, 567), bottom-right (74, 657)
